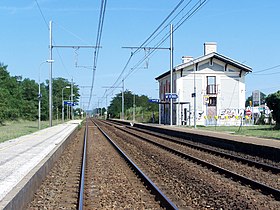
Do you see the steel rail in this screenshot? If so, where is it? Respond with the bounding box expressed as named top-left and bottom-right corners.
top-left (112, 124), bottom-right (280, 201)
top-left (103, 119), bottom-right (280, 174)
top-left (124, 125), bottom-right (280, 174)
top-left (92, 119), bottom-right (178, 210)
top-left (78, 118), bottom-right (88, 210)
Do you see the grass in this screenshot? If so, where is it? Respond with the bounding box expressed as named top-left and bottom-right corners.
top-left (0, 119), bottom-right (63, 143)
top-left (196, 125), bottom-right (280, 140)
top-left (1, 119), bottom-right (279, 143)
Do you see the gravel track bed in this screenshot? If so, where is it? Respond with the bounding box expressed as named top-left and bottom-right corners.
top-left (97, 121), bottom-right (280, 209)
top-left (125, 127), bottom-right (280, 190)
top-left (27, 122), bottom-right (163, 209)
top-left (27, 127), bottom-right (84, 209)
top-left (85, 123), bottom-right (163, 209)
top-left (132, 126), bottom-right (280, 168)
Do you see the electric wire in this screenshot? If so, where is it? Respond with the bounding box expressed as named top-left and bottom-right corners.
top-left (124, 0), bottom-right (208, 82)
top-left (111, 0), bottom-right (187, 87)
top-left (87, 0), bottom-right (107, 109)
top-left (54, 21), bottom-right (91, 45)
top-left (251, 64), bottom-right (280, 74)
top-left (134, 0), bottom-right (186, 56)
top-left (102, 0), bottom-right (191, 101)
top-left (101, 0), bottom-right (209, 106)
top-left (34, 0), bottom-right (49, 29)
top-left (34, 1), bottom-right (73, 79)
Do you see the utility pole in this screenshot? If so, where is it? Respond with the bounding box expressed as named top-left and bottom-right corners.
top-left (49, 21), bottom-right (53, 127)
top-left (102, 86), bottom-right (123, 119)
top-left (170, 24), bottom-right (174, 126)
top-left (194, 63), bottom-right (197, 128)
top-left (122, 37), bottom-right (170, 124)
top-left (71, 78), bottom-right (74, 120)
top-left (133, 94), bottom-right (136, 122)
top-left (122, 79), bottom-right (124, 120)
top-left (48, 21), bottom-right (101, 125)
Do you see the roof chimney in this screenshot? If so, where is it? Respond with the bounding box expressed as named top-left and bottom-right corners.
top-left (204, 42), bottom-right (217, 55)
top-left (182, 56), bottom-right (193, 64)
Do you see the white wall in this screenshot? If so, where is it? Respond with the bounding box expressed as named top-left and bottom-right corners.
top-left (158, 59), bottom-right (248, 126)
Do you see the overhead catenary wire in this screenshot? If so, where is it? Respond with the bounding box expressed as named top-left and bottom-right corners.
top-left (35, 0), bottom-right (49, 29)
top-left (101, 0), bottom-right (209, 105)
top-left (119, 0), bottom-right (208, 87)
top-left (88, 0), bottom-right (107, 109)
top-left (35, 0), bottom-right (108, 110)
top-left (105, 0), bottom-right (188, 97)
top-left (251, 64), bottom-right (280, 74)
top-left (35, 1), bottom-right (73, 79)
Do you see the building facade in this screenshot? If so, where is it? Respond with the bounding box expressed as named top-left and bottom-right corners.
top-left (156, 43), bottom-right (252, 126)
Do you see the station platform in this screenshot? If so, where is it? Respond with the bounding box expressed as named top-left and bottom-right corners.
top-left (0, 120), bottom-right (82, 210)
top-left (110, 119), bottom-right (280, 161)
top-left (111, 119), bottom-right (280, 149)
top-left (163, 125), bottom-right (280, 149)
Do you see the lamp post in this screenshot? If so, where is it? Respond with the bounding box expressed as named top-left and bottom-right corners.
top-left (193, 62), bottom-right (197, 128)
top-left (170, 24), bottom-right (174, 126)
top-left (49, 21), bottom-right (53, 127)
top-left (62, 86), bottom-right (71, 123)
top-left (38, 60), bottom-right (54, 130)
top-left (122, 79), bottom-right (124, 120)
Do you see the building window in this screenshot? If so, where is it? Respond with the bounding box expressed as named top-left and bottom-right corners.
top-left (206, 76), bottom-right (217, 94)
top-left (208, 97), bottom-right (217, 106)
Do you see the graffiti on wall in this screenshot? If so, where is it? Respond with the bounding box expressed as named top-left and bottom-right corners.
top-left (219, 108), bottom-right (244, 118)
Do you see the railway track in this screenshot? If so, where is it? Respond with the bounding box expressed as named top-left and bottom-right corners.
top-left (28, 118), bottom-right (178, 209)
top-left (95, 119), bottom-right (280, 208)
top-left (103, 120), bottom-right (280, 170)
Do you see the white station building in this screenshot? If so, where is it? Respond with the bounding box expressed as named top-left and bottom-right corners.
top-left (155, 42), bottom-right (252, 126)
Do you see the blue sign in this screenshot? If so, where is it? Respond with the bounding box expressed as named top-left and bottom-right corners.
top-left (148, 99), bottom-right (160, 103)
top-left (64, 101), bottom-right (79, 106)
top-left (165, 93), bottom-right (178, 99)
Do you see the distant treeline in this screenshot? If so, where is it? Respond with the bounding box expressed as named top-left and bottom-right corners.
top-left (106, 90), bottom-right (159, 123)
top-left (0, 63), bottom-right (79, 124)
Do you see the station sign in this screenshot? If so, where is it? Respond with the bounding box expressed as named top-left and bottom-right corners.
top-left (165, 93), bottom-right (178, 99)
top-left (148, 99), bottom-right (160, 103)
top-left (64, 101), bottom-right (79, 106)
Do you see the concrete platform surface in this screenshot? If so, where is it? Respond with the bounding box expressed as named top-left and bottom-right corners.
top-left (0, 120), bottom-right (82, 208)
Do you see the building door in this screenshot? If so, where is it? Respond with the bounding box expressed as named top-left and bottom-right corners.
top-left (206, 76), bottom-right (217, 118)
top-left (207, 97), bottom-right (217, 117)
top-left (183, 103), bottom-right (191, 126)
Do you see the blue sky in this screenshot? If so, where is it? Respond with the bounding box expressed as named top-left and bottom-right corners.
top-left (1, 0), bottom-right (280, 110)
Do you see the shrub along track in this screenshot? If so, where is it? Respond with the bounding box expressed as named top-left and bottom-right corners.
top-left (95, 119), bottom-right (280, 209)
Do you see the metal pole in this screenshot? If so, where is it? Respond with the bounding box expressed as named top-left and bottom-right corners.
top-left (49, 20), bottom-right (53, 127)
top-left (38, 74), bottom-right (41, 130)
top-left (62, 91), bottom-right (64, 123)
top-left (194, 63), bottom-right (197, 128)
top-left (133, 94), bottom-right (135, 122)
top-left (106, 92), bottom-right (108, 119)
top-left (71, 78), bottom-right (74, 120)
top-left (170, 24), bottom-right (174, 126)
top-left (38, 62), bottom-right (45, 130)
top-left (122, 79), bottom-right (124, 120)
top-left (68, 95), bottom-right (71, 120)
top-left (56, 107), bottom-right (58, 125)
top-left (62, 86), bottom-right (70, 123)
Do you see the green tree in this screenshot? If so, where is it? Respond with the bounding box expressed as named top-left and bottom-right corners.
top-left (107, 90), bottom-right (158, 122)
top-left (51, 78), bottom-right (80, 120)
top-left (0, 63), bottom-right (81, 123)
top-left (0, 64), bottom-right (21, 122)
top-left (20, 78), bottom-right (38, 120)
top-left (266, 91), bottom-right (280, 128)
